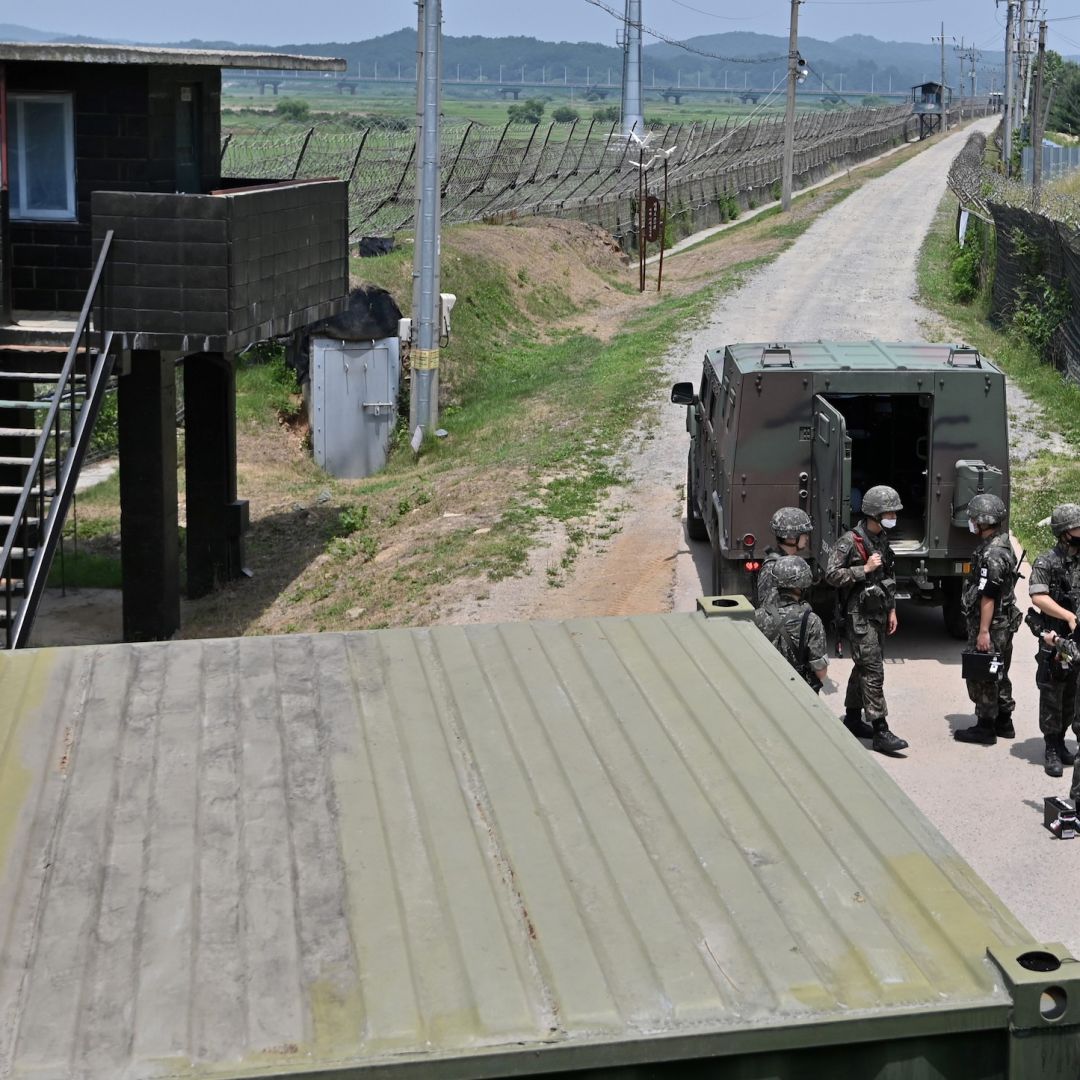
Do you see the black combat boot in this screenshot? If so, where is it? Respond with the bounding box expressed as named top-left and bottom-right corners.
top-left (954, 718), bottom-right (996, 745)
top-left (1045, 741), bottom-right (1064, 778)
top-left (1056, 738), bottom-right (1076, 767)
top-left (843, 709), bottom-right (874, 739)
top-left (995, 712), bottom-right (1015, 739)
top-left (871, 719), bottom-right (908, 755)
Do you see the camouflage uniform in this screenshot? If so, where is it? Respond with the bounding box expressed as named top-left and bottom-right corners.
top-left (754, 596), bottom-right (828, 692)
top-left (1028, 542), bottom-right (1080, 744)
top-left (825, 522), bottom-right (895, 721)
top-left (962, 531), bottom-right (1020, 722)
top-left (757, 549), bottom-right (782, 610)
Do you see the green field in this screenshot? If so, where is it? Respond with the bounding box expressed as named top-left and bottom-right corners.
top-left (220, 80), bottom-right (844, 135)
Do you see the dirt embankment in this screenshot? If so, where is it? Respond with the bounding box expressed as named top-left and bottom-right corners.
top-left (30, 203), bottom-right (809, 646)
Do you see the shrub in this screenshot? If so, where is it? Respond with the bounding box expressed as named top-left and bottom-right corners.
top-left (949, 216), bottom-right (986, 303)
top-left (592, 105), bottom-right (620, 123)
top-left (551, 105), bottom-right (579, 123)
top-left (90, 390), bottom-right (119, 453)
top-left (275, 98), bottom-right (311, 122)
top-left (507, 98), bottom-right (545, 124)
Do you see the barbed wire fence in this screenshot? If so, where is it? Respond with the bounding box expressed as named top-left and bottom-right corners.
top-left (222, 102), bottom-right (997, 244)
top-left (947, 128), bottom-right (1080, 383)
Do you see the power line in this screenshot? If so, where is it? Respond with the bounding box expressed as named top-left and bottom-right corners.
top-left (667, 0), bottom-right (754, 21)
top-left (583, 0), bottom-right (788, 62)
top-left (804, 0), bottom-right (932, 5)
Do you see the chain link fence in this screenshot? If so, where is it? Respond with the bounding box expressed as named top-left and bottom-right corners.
top-left (948, 129), bottom-right (1080, 383)
top-left (222, 104), bottom-right (987, 244)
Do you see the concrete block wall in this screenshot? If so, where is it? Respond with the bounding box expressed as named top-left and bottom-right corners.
top-left (5, 61), bottom-right (220, 312)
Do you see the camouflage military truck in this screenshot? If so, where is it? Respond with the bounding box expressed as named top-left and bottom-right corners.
top-left (672, 341), bottom-right (1010, 637)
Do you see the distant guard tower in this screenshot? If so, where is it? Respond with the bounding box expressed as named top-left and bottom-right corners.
top-left (911, 81), bottom-right (952, 139)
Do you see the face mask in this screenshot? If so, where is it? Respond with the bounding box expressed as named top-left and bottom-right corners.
top-left (880, 516), bottom-right (897, 529)
top-left (968, 519), bottom-right (980, 535)
top-left (1069, 535), bottom-right (1080, 548)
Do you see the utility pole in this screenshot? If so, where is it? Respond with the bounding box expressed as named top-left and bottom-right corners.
top-left (932, 23), bottom-right (948, 131)
top-left (1017, 0), bottom-right (1028, 124)
top-left (1032, 18), bottom-right (1047, 199)
top-left (781, 0), bottom-right (803, 212)
top-left (1003, 0), bottom-right (1017, 175)
top-left (410, 0), bottom-right (441, 436)
top-left (621, 0), bottom-right (644, 136)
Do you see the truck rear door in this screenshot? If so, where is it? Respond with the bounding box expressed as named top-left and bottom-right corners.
top-left (811, 395), bottom-right (852, 564)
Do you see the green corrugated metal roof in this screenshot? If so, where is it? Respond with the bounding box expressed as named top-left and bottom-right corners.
top-left (0, 612), bottom-right (1036, 1078)
top-left (721, 341), bottom-right (1005, 373)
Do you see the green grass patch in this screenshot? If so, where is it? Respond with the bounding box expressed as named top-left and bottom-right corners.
top-left (917, 190), bottom-right (1080, 556)
top-left (236, 347), bottom-right (301, 426)
top-left (73, 470), bottom-right (120, 507)
top-left (46, 550), bottom-right (122, 589)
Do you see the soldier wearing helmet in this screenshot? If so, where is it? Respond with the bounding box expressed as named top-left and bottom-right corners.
top-left (757, 507), bottom-right (814, 609)
top-left (1027, 503), bottom-right (1080, 778)
top-left (754, 555), bottom-right (829, 693)
top-left (954, 494), bottom-right (1021, 746)
top-left (824, 484), bottom-right (909, 754)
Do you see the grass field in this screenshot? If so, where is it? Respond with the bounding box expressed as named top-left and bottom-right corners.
top-left (221, 82), bottom-right (841, 134)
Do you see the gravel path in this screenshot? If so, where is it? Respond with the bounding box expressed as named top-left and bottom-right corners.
top-left (455, 117), bottom-right (1080, 957)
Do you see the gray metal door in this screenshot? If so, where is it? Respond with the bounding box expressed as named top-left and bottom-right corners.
top-left (312, 338), bottom-right (400, 479)
top-left (811, 395), bottom-right (851, 563)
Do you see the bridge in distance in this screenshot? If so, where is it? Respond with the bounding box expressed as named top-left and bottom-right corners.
top-left (225, 70), bottom-right (913, 106)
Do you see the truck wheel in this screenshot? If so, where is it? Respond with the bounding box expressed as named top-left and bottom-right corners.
top-left (686, 452), bottom-right (708, 542)
top-left (942, 580), bottom-right (967, 640)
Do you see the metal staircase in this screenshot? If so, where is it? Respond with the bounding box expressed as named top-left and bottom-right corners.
top-left (1, 231), bottom-right (117, 649)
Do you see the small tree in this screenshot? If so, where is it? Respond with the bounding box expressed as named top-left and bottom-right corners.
top-left (275, 98), bottom-right (311, 122)
top-left (551, 105), bottom-right (579, 123)
top-left (507, 98), bottom-right (545, 124)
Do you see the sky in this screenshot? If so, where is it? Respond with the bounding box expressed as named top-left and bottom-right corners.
top-left (11, 0), bottom-right (1080, 58)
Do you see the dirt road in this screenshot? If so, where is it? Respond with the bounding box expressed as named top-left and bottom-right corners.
top-left (459, 117), bottom-right (1080, 956)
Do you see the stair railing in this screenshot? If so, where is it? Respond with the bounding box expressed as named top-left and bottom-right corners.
top-left (1, 230), bottom-right (117, 649)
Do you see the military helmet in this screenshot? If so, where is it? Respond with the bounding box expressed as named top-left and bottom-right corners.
top-left (1050, 503), bottom-right (1080, 536)
top-left (861, 485), bottom-right (903, 517)
top-left (773, 555), bottom-right (813, 592)
top-left (967, 493), bottom-right (1007, 526)
top-left (769, 507), bottom-right (813, 539)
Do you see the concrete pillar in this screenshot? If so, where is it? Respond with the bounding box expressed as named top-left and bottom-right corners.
top-left (182, 352), bottom-right (247, 599)
top-left (118, 349), bottom-right (180, 642)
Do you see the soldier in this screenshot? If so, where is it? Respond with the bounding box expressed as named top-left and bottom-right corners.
top-left (754, 556), bottom-right (829, 692)
top-left (757, 507), bottom-right (814, 609)
top-left (825, 484), bottom-right (909, 754)
top-left (1027, 504), bottom-right (1080, 778)
top-left (954, 494), bottom-right (1022, 745)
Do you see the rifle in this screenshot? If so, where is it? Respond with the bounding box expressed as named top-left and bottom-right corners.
top-left (1026, 605), bottom-right (1080, 670)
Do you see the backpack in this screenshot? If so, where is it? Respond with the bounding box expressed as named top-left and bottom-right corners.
top-left (757, 602), bottom-right (820, 691)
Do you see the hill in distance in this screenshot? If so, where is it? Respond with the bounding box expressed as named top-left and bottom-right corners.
top-left (1, 23), bottom-right (1013, 95)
